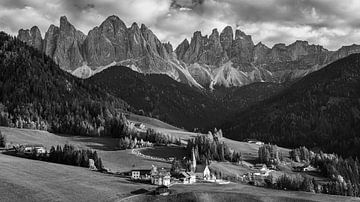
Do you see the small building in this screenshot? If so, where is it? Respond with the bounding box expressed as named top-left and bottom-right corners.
top-left (245, 139), bottom-right (264, 145)
top-left (151, 167), bottom-right (171, 186)
top-left (134, 123), bottom-right (146, 130)
top-left (195, 165), bottom-right (211, 180)
top-left (155, 185), bottom-right (170, 196)
top-left (179, 172), bottom-right (196, 184)
top-left (254, 164), bottom-right (267, 170)
top-left (22, 144), bottom-right (46, 154)
top-left (293, 165), bottom-right (319, 172)
top-left (131, 169), bottom-right (151, 180)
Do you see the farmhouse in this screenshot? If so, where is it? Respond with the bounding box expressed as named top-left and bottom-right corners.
top-left (21, 144), bottom-right (46, 154)
top-left (134, 123), bottom-right (146, 130)
top-left (179, 172), bottom-right (196, 184)
top-left (294, 165), bottom-right (319, 172)
top-left (151, 167), bottom-right (171, 186)
top-left (131, 169), bottom-right (151, 181)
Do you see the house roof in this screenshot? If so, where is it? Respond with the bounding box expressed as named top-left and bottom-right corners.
top-left (195, 165), bottom-right (208, 173)
top-left (23, 144), bottom-right (44, 148)
top-left (132, 169), bottom-right (151, 175)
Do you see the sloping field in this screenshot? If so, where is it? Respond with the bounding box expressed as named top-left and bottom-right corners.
top-left (127, 115), bottom-right (290, 161)
top-left (127, 184), bottom-right (359, 202)
top-left (0, 153), bottom-right (155, 202)
top-left (1, 127), bottom-right (170, 173)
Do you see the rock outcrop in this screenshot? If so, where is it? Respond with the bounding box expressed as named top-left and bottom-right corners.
top-left (18, 26), bottom-right (43, 51)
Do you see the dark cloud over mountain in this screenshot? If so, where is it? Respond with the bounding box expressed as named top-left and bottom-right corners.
top-left (1, 0), bottom-right (360, 50)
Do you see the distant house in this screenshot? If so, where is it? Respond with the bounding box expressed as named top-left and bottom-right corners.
top-left (294, 165), bottom-right (319, 172)
top-left (131, 169), bottom-right (151, 181)
top-left (151, 167), bottom-right (171, 186)
top-left (179, 172), bottom-right (196, 184)
top-left (134, 123), bottom-right (146, 130)
top-left (245, 139), bottom-right (264, 145)
top-left (22, 144), bottom-right (46, 154)
top-left (195, 165), bottom-right (211, 180)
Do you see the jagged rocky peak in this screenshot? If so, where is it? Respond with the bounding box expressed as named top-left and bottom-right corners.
top-left (163, 42), bottom-right (173, 55)
top-left (175, 39), bottom-right (190, 60)
top-left (43, 24), bottom-right (60, 57)
top-left (52, 16), bottom-right (86, 71)
top-left (231, 29), bottom-right (254, 63)
top-left (140, 23), bottom-right (168, 58)
top-left (182, 31), bottom-right (207, 64)
top-left (254, 42), bottom-right (271, 64)
top-left (220, 26), bottom-right (233, 56)
top-left (84, 14), bottom-right (129, 66)
top-left (18, 26), bottom-right (43, 51)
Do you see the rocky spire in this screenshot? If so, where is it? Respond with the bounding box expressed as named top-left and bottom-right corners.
top-left (175, 39), bottom-right (190, 61)
top-left (83, 15), bottom-right (128, 66)
top-left (44, 24), bottom-right (60, 57)
top-left (17, 26), bottom-right (43, 51)
top-left (220, 26), bottom-right (233, 58)
top-left (231, 29), bottom-right (254, 63)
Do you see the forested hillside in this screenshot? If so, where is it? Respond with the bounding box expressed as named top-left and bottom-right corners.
top-left (88, 66), bottom-right (229, 130)
top-left (222, 54), bottom-right (360, 158)
top-left (0, 32), bottom-right (129, 137)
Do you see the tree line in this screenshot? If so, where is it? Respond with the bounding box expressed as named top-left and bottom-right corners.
top-left (288, 146), bottom-right (360, 197)
top-left (186, 129), bottom-right (242, 164)
top-left (17, 144), bottom-right (104, 171)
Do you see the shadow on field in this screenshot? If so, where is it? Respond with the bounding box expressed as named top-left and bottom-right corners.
top-left (55, 133), bottom-right (119, 151)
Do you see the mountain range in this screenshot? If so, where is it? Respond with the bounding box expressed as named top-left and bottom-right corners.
top-left (18, 15), bottom-right (360, 89)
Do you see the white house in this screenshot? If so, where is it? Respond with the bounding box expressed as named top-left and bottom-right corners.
top-left (22, 144), bottom-right (46, 154)
top-left (151, 167), bottom-right (171, 186)
top-left (131, 169), bottom-right (151, 180)
top-left (134, 123), bottom-right (146, 130)
top-left (179, 172), bottom-right (196, 184)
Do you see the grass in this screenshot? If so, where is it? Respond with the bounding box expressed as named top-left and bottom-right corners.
top-left (139, 146), bottom-right (188, 160)
top-left (1, 126), bottom-right (170, 173)
top-left (128, 183), bottom-right (359, 202)
top-left (0, 153), bottom-right (155, 202)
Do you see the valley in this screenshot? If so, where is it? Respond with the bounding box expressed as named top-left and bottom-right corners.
top-left (1, 2), bottom-right (360, 200)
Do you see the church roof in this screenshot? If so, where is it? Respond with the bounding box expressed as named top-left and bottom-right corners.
top-left (195, 165), bottom-right (208, 173)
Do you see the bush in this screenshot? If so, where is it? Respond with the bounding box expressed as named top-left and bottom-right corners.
top-left (0, 130), bottom-right (6, 147)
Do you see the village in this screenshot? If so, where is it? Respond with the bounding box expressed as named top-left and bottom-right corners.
top-left (1, 121), bottom-right (324, 197)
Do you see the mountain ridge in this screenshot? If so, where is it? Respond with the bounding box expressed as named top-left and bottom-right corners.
top-left (18, 15), bottom-right (360, 89)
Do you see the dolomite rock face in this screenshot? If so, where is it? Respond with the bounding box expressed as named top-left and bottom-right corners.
top-left (18, 26), bottom-right (43, 51)
top-left (52, 16), bottom-right (86, 71)
top-left (18, 15), bottom-right (360, 89)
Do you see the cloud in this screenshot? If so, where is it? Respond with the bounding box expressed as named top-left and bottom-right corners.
top-left (1, 0), bottom-right (360, 50)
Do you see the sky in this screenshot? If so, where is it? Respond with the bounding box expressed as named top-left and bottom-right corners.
top-left (1, 0), bottom-right (360, 50)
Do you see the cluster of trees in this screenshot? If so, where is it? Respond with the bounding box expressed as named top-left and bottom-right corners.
top-left (289, 146), bottom-right (314, 163)
top-left (312, 152), bottom-right (360, 196)
top-left (48, 145), bottom-right (104, 170)
top-left (187, 130), bottom-right (242, 164)
top-left (258, 144), bottom-right (281, 165)
top-left (288, 146), bottom-right (360, 197)
top-left (272, 174), bottom-right (316, 193)
top-left (273, 173), bottom-right (359, 196)
top-left (25, 144), bottom-right (104, 171)
top-left (0, 32), bottom-right (130, 137)
top-left (0, 130), bottom-right (5, 147)
top-left (118, 136), bottom-right (153, 150)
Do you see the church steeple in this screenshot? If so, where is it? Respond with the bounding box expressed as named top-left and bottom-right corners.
top-left (191, 148), bottom-right (197, 172)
